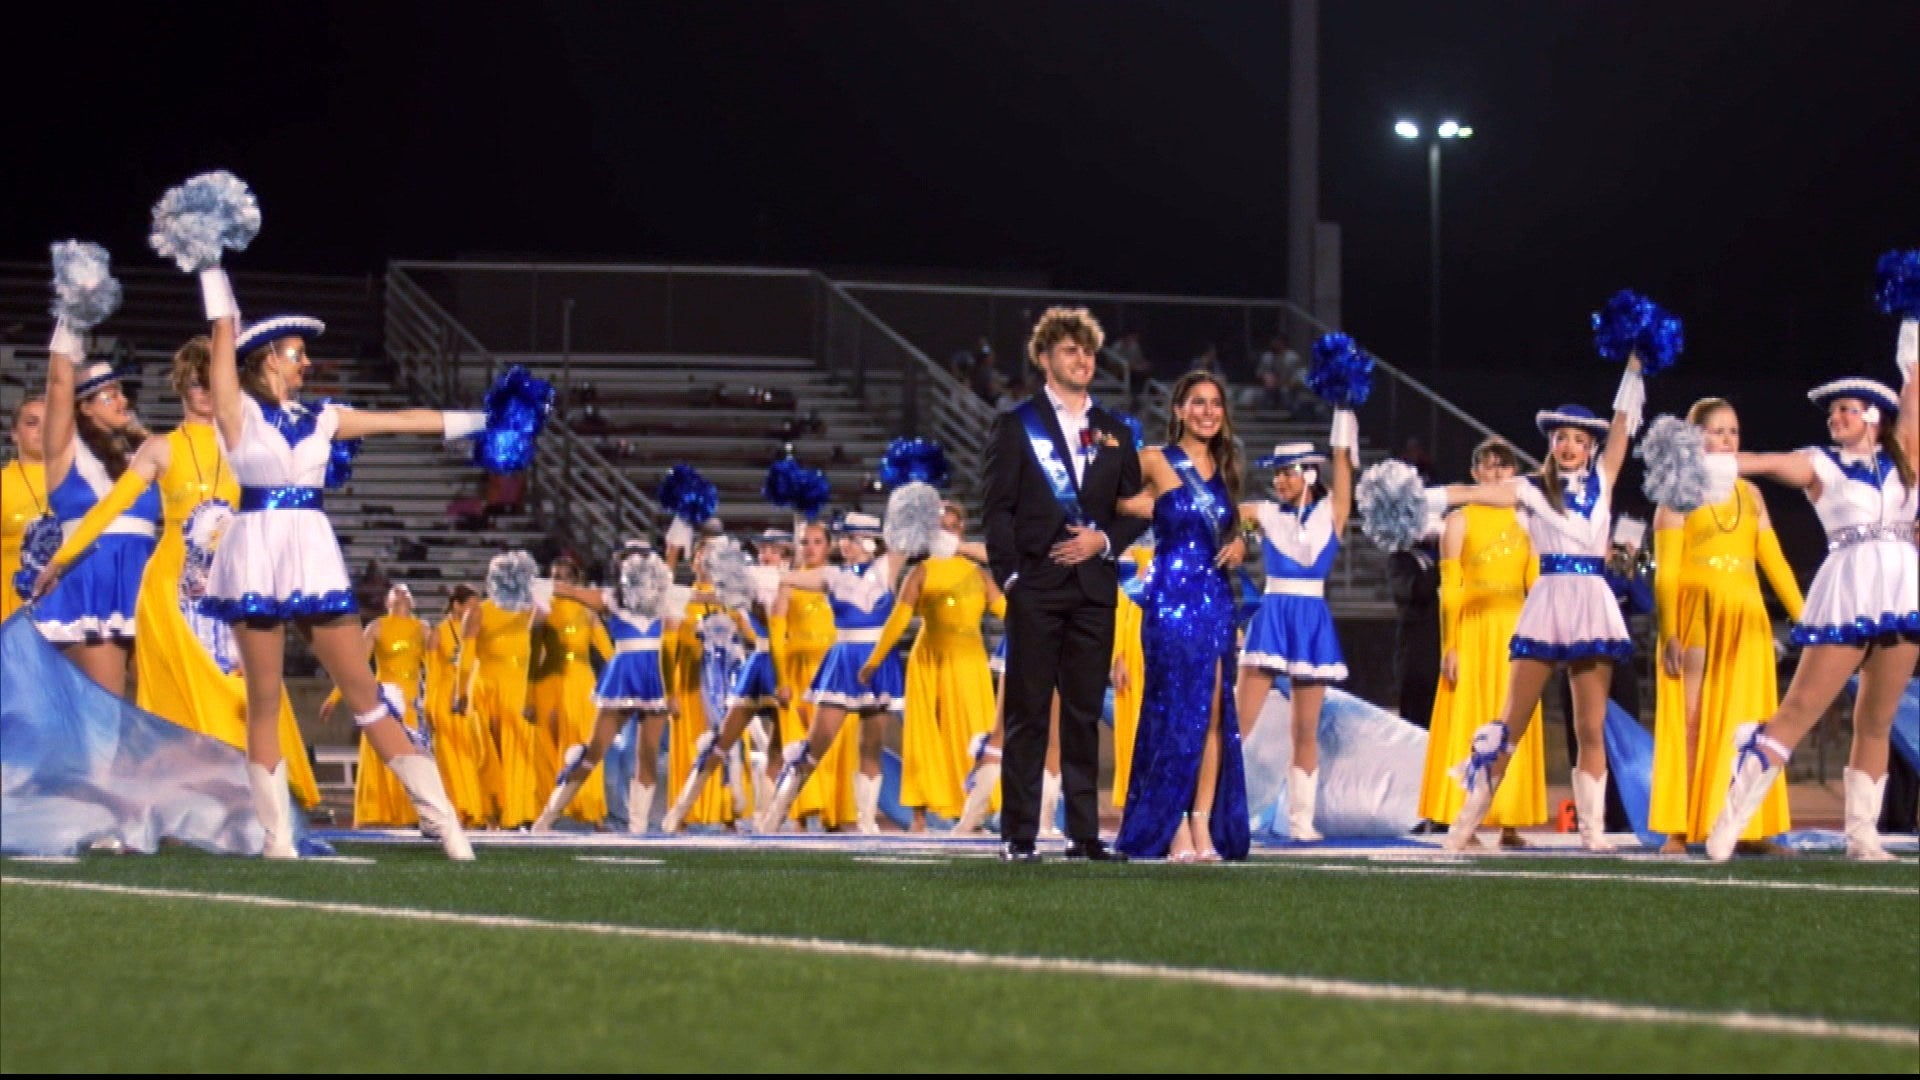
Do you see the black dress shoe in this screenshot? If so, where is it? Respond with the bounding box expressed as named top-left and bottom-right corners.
top-left (1000, 842), bottom-right (1041, 863)
top-left (1062, 839), bottom-right (1129, 862)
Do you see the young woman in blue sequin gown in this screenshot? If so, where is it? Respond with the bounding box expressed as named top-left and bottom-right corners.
top-left (1113, 373), bottom-right (1250, 862)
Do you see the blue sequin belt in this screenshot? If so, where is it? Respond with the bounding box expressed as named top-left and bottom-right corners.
top-left (1827, 522), bottom-right (1916, 552)
top-left (240, 486), bottom-right (324, 513)
top-left (1538, 555), bottom-right (1605, 576)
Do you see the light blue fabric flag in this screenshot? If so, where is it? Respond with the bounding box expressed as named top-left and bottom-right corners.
top-left (0, 611), bottom-right (265, 856)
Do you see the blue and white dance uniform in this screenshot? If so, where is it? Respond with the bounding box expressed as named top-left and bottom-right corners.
top-left (594, 609), bottom-right (669, 711)
top-left (726, 610), bottom-right (781, 710)
top-left (1240, 498), bottom-right (1347, 682)
top-left (1789, 447), bottom-right (1918, 646)
top-left (987, 636), bottom-right (1006, 675)
top-left (805, 559), bottom-right (906, 711)
top-left (1506, 470), bottom-right (1633, 664)
top-left (202, 396), bottom-right (355, 623)
top-left (35, 442), bottom-right (160, 644)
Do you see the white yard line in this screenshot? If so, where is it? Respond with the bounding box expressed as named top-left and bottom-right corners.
top-left (574, 856), bottom-right (665, 867)
top-left (1255, 861), bottom-right (1919, 896)
top-left (851, 856), bottom-right (953, 866)
top-left (4, 876), bottom-right (1913, 1049)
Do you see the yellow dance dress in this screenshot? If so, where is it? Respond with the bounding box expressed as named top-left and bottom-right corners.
top-left (889, 556), bottom-right (998, 820)
top-left (777, 586), bottom-right (857, 826)
top-left (1109, 543), bottom-right (1152, 807)
top-left (1649, 482), bottom-right (1803, 842)
top-left (1419, 505), bottom-right (1548, 826)
top-left (529, 596), bottom-right (614, 823)
top-left (665, 586), bottom-right (738, 825)
top-left (50, 424), bottom-right (318, 806)
top-left (2, 458), bottom-right (49, 625)
top-left (425, 614), bottom-right (492, 827)
top-left (473, 600), bottom-right (546, 828)
top-left (349, 614), bottom-right (427, 827)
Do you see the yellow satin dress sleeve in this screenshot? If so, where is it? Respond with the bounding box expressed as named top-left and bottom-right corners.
top-left (1650, 482), bottom-right (1792, 842)
top-left (897, 556), bottom-right (997, 820)
top-left (1, 459), bottom-right (49, 624)
top-left (1418, 505), bottom-right (1548, 826)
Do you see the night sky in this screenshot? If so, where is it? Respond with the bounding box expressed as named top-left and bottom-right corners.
top-left (10, 0), bottom-right (1918, 380)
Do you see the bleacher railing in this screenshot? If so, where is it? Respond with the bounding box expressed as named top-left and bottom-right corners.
top-left (834, 280), bottom-right (1536, 475)
top-left (812, 276), bottom-right (994, 500)
top-left (386, 265), bottom-right (662, 563)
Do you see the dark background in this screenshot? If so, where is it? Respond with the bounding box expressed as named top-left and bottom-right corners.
top-left (8, 0), bottom-right (1917, 380)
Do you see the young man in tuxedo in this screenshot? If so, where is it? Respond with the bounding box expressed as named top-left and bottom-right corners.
top-left (983, 307), bottom-right (1149, 862)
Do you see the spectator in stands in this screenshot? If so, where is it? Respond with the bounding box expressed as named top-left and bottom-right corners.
top-left (446, 479), bottom-right (490, 530)
top-left (1252, 334), bottom-right (1299, 411)
top-left (970, 348), bottom-right (1003, 405)
top-left (1189, 343), bottom-right (1220, 376)
top-left (1396, 436), bottom-right (1434, 481)
top-left (1111, 330), bottom-right (1152, 392)
top-left (356, 559), bottom-right (393, 615)
top-left (575, 400), bottom-right (610, 435)
top-left (995, 369), bottom-right (1037, 414)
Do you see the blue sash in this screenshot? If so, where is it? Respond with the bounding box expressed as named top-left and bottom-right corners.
top-left (1164, 445), bottom-right (1229, 542)
top-left (1015, 401), bottom-right (1087, 525)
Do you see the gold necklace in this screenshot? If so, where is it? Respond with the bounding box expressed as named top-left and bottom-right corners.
top-left (1705, 482), bottom-right (1742, 534)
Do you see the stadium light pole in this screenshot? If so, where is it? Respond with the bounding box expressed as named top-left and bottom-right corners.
top-left (1396, 119), bottom-right (1473, 373)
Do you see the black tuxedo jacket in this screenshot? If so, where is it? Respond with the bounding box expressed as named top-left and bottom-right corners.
top-left (983, 394), bottom-right (1149, 605)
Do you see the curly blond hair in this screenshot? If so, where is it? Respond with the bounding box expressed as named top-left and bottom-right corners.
top-left (1027, 307), bottom-right (1105, 368)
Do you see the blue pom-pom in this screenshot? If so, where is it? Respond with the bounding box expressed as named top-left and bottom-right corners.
top-left (149, 170), bottom-right (261, 273)
top-left (1306, 333), bottom-right (1375, 408)
top-left (658, 464), bottom-right (719, 525)
top-left (878, 437), bottom-right (951, 489)
top-left (1111, 410), bottom-right (1148, 450)
top-left (470, 366), bottom-right (554, 474)
top-left (1874, 249), bottom-right (1920, 320)
top-left (1354, 460), bottom-right (1429, 553)
top-left (12, 516), bottom-right (63, 601)
top-left (762, 456), bottom-right (833, 521)
top-left (48, 241), bottom-right (123, 330)
top-left (1591, 290), bottom-right (1684, 376)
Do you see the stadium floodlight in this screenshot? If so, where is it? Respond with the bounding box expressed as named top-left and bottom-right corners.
top-left (1457, 125), bottom-right (1474, 138)
top-left (1394, 120), bottom-right (1420, 140)
top-left (1437, 121), bottom-right (1460, 138)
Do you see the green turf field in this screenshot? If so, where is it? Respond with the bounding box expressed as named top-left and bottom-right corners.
top-left (3, 845), bottom-right (1916, 1072)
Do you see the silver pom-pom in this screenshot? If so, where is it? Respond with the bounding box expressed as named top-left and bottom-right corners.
top-left (49, 241), bottom-right (123, 330)
top-left (883, 482), bottom-right (944, 557)
top-left (485, 550), bottom-right (539, 611)
top-left (1355, 460), bottom-right (1430, 553)
top-left (149, 170), bottom-right (262, 272)
top-left (1637, 413), bottom-right (1733, 512)
top-left (616, 551), bottom-right (672, 617)
top-left (700, 536), bottom-right (756, 610)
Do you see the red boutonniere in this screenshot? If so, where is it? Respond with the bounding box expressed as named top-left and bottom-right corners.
top-left (1078, 428), bottom-right (1097, 451)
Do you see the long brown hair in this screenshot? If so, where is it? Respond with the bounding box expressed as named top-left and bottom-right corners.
top-left (170, 337), bottom-right (213, 398)
top-left (240, 342), bottom-right (282, 406)
top-left (1165, 371), bottom-right (1242, 500)
top-left (75, 385), bottom-right (148, 481)
top-left (1537, 429), bottom-right (1595, 517)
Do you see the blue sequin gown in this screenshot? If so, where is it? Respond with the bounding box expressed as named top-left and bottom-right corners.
top-left (1115, 446), bottom-right (1250, 860)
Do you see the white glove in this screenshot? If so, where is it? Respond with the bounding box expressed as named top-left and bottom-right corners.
top-left (442, 410), bottom-right (486, 439)
top-left (49, 319), bottom-right (84, 361)
top-left (1422, 486), bottom-right (1453, 517)
top-left (199, 268), bottom-right (238, 321)
top-left (1613, 368), bottom-right (1646, 437)
top-left (1329, 409), bottom-right (1359, 466)
top-left (1897, 319), bottom-right (1917, 385)
top-left (665, 517), bottom-right (695, 554)
top-left (930, 531), bottom-right (961, 559)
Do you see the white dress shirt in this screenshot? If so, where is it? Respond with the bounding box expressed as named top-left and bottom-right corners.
top-left (1045, 383), bottom-right (1097, 487)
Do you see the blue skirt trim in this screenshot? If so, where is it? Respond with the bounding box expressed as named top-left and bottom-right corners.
top-left (200, 588), bottom-right (357, 625)
top-left (1790, 611), bottom-right (1920, 648)
top-left (807, 643), bottom-right (905, 711)
top-left (1509, 635), bottom-right (1634, 664)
